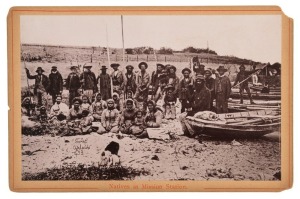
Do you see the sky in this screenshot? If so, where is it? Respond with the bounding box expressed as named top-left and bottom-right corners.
top-left (20, 15), bottom-right (281, 63)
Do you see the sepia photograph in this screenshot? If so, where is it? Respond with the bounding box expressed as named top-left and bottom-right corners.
top-left (18, 13), bottom-right (282, 182)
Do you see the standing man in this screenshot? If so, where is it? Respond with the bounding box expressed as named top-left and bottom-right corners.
top-left (80, 65), bottom-right (98, 101)
top-left (97, 65), bottom-right (112, 101)
top-left (232, 64), bottom-right (255, 104)
top-left (150, 63), bottom-right (165, 95)
top-left (135, 62), bottom-right (150, 103)
top-left (110, 63), bottom-right (124, 98)
top-left (124, 65), bottom-right (137, 98)
top-left (25, 66), bottom-right (49, 107)
top-left (167, 65), bottom-right (179, 96)
top-left (48, 66), bottom-right (63, 105)
top-left (66, 66), bottom-right (81, 108)
top-left (214, 66), bottom-right (231, 113)
top-left (190, 75), bottom-right (211, 115)
top-left (178, 67), bottom-right (193, 113)
top-left (192, 57), bottom-right (205, 76)
top-left (204, 69), bottom-right (215, 110)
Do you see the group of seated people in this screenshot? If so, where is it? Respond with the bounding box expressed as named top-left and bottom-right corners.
top-left (21, 92), bottom-right (164, 138)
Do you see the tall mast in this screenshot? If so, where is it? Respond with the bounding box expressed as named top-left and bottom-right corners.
top-left (121, 15), bottom-right (125, 62)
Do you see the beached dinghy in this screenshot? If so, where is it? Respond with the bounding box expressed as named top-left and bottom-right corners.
top-left (183, 110), bottom-right (281, 138)
top-left (230, 92), bottom-right (281, 100)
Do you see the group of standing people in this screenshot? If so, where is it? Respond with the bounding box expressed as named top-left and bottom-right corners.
top-left (22, 60), bottom-right (257, 136)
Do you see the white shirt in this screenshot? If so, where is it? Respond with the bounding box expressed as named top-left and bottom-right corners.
top-left (50, 102), bottom-right (69, 117)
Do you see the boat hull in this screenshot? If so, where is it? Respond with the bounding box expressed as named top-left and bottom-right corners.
top-left (184, 116), bottom-right (281, 138)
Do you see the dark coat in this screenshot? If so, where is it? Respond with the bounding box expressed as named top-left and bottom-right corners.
top-left (151, 71), bottom-right (163, 91)
top-left (191, 86), bottom-right (211, 112)
top-left (215, 75), bottom-right (231, 99)
top-left (26, 70), bottom-right (49, 95)
top-left (178, 77), bottom-right (193, 100)
top-left (66, 72), bottom-right (81, 91)
top-left (97, 73), bottom-right (112, 100)
top-left (48, 72), bottom-right (63, 95)
top-left (80, 71), bottom-right (98, 91)
top-left (124, 72), bottom-right (137, 94)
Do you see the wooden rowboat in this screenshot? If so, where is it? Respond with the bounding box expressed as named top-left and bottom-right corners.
top-left (183, 110), bottom-right (281, 138)
top-left (230, 92), bottom-right (281, 100)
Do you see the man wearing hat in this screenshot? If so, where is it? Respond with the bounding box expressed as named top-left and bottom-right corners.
top-left (97, 65), bottom-right (112, 101)
top-left (232, 64), bottom-right (255, 104)
top-left (167, 65), bottom-right (179, 96)
top-left (80, 65), bottom-right (98, 101)
top-left (25, 66), bottom-right (49, 107)
top-left (150, 63), bottom-right (165, 95)
top-left (192, 57), bottom-right (205, 76)
top-left (204, 69), bottom-right (215, 110)
top-left (110, 63), bottom-right (124, 97)
top-left (135, 62), bottom-right (150, 103)
top-left (66, 66), bottom-right (81, 108)
top-left (124, 65), bottom-right (137, 98)
top-left (214, 66), bottom-right (231, 113)
top-left (178, 67), bottom-right (193, 113)
top-left (189, 75), bottom-right (211, 115)
top-left (48, 66), bottom-right (63, 105)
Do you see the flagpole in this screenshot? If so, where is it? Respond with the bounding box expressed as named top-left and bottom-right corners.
top-left (121, 15), bottom-right (125, 62)
top-left (106, 24), bottom-right (113, 97)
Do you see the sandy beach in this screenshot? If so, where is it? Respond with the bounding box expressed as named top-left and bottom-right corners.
top-left (22, 131), bottom-right (281, 181)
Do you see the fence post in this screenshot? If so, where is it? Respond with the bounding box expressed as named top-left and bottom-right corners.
top-left (137, 55), bottom-right (139, 62)
top-left (127, 54), bottom-right (128, 62)
top-left (165, 56), bottom-right (166, 62)
top-left (147, 55), bottom-right (148, 62)
top-left (207, 58), bottom-right (209, 64)
top-left (91, 54), bottom-right (93, 63)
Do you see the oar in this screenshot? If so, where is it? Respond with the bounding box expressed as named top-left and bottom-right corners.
top-left (232, 64), bottom-right (268, 89)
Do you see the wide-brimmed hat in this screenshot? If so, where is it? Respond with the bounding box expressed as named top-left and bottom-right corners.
top-left (83, 65), bottom-right (92, 69)
top-left (199, 64), bottom-right (205, 68)
top-left (182, 67), bottom-right (191, 74)
top-left (51, 66), bottom-right (57, 70)
top-left (100, 65), bottom-right (108, 70)
top-left (239, 64), bottom-right (246, 69)
top-left (72, 97), bottom-right (82, 105)
top-left (167, 65), bottom-right (177, 72)
top-left (204, 69), bottom-right (212, 76)
top-left (126, 65), bottom-right (134, 70)
top-left (216, 65), bottom-right (227, 72)
top-left (138, 62), bottom-right (148, 69)
top-left (111, 63), bottom-right (120, 68)
top-left (165, 84), bottom-right (175, 91)
top-left (156, 63), bottom-right (165, 69)
top-left (35, 67), bottom-right (45, 73)
top-left (195, 74), bottom-right (205, 80)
